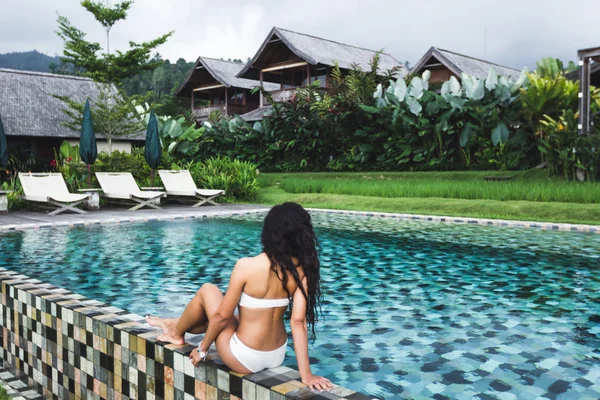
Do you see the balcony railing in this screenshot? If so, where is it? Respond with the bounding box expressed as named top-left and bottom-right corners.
top-left (269, 87), bottom-right (328, 103)
top-left (193, 104), bottom-right (248, 119)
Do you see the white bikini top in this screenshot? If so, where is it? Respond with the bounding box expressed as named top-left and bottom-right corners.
top-left (239, 292), bottom-right (290, 308)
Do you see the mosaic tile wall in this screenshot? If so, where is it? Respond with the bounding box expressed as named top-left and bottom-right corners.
top-left (0, 268), bottom-right (375, 400)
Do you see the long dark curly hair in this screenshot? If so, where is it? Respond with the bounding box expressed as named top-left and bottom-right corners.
top-left (261, 202), bottom-right (322, 339)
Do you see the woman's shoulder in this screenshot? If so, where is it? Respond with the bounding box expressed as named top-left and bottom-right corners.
top-left (235, 253), bottom-right (270, 270)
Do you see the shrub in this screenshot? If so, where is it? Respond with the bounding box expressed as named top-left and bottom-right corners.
top-left (189, 157), bottom-right (259, 202)
top-left (1, 173), bottom-right (26, 211)
top-left (96, 149), bottom-right (152, 182)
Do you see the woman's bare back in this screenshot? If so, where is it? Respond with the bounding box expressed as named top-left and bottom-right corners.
top-left (235, 253), bottom-right (303, 351)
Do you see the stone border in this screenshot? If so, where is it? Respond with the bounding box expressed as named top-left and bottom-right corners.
top-left (306, 208), bottom-right (600, 234)
top-left (0, 268), bottom-right (375, 400)
top-left (2, 206), bottom-right (597, 235)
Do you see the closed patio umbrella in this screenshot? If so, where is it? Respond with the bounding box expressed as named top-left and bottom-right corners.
top-left (144, 110), bottom-right (162, 187)
top-left (0, 114), bottom-right (7, 167)
top-left (79, 100), bottom-right (97, 188)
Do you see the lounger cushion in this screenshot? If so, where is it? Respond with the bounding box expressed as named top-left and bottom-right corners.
top-left (96, 173), bottom-right (166, 200)
top-left (23, 194), bottom-right (89, 203)
top-left (131, 191), bottom-right (165, 199)
top-left (158, 170), bottom-right (225, 198)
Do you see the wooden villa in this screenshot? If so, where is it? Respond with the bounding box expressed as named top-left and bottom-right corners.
top-left (411, 47), bottom-right (522, 83)
top-left (572, 46), bottom-right (600, 134)
top-left (0, 69), bottom-right (142, 161)
top-left (176, 57), bottom-right (279, 121)
top-left (236, 27), bottom-right (406, 121)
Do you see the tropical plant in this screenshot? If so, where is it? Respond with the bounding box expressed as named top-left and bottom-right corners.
top-left (519, 68), bottom-right (579, 164)
top-left (3, 140), bottom-right (45, 174)
top-left (539, 101), bottom-right (600, 182)
top-left (136, 103), bottom-right (205, 159)
top-left (1, 172), bottom-right (25, 211)
top-left (51, 141), bottom-right (87, 191)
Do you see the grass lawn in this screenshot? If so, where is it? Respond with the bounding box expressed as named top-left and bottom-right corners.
top-left (257, 170), bottom-right (600, 225)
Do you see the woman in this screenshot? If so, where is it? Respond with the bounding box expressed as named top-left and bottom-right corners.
top-left (146, 202), bottom-right (333, 392)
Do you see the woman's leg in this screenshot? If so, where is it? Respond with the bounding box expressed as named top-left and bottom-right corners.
top-left (146, 317), bottom-right (208, 335)
top-left (145, 317), bottom-right (178, 334)
top-left (156, 283), bottom-right (222, 345)
top-left (150, 284), bottom-right (251, 373)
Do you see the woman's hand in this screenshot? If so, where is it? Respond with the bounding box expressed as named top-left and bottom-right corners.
top-left (189, 343), bottom-right (208, 367)
top-left (189, 350), bottom-right (205, 366)
top-left (302, 374), bottom-right (333, 392)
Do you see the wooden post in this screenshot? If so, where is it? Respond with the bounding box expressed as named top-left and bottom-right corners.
top-left (259, 69), bottom-right (264, 107)
top-left (579, 58), bottom-right (590, 135)
top-left (224, 87), bottom-right (228, 115)
top-left (191, 90), bottom-right (195, 112)
top-left (307, 64), bottom-right (310, 85)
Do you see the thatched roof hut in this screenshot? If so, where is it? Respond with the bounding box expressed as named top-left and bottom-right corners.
top-left (176, 57), bottom-right (278, 97)
top-left (0, 68), bottom-right (142, 156)
top-left (237, 27), bottom-right (406, 81)
top-left (411, 47), bottom-right (522, 83)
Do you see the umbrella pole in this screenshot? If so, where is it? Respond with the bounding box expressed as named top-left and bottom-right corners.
top-left (87, 164), bottom-right (91, 188)
top-left (151, 169), bottom-right (155, 187)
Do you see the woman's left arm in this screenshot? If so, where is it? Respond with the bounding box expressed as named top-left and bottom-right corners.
top-left (197, 259), bottom-right (246, 353)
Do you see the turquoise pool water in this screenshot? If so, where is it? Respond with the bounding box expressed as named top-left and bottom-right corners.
top-left (0, 213), bottom-right (599, 399)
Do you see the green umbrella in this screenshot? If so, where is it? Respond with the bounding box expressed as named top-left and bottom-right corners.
top-left (0, 114), bottom-right (8, 167)
top-left (144, 110), bottom-right (162, 186)
top-left (79, 99), bottom-right (97, 188)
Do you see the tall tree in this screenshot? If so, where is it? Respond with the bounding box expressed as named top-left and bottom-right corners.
top-left (81, 0), bottom-right (133, 56)
top-left (55, 85), bottom-right (144, 154)
top-left (56, 0), bottom-right (173, 84)
top-left (55, 0), bottom-right (171, 153)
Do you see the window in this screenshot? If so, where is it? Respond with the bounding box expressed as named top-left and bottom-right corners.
top-left (229, 88), bottom-right (244, 105)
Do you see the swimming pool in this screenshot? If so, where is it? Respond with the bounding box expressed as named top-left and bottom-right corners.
top-left (0, 213), bottom-right (598, 399)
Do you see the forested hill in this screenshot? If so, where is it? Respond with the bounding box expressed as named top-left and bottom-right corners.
top-left (0, 50), bottom-right (59, 72)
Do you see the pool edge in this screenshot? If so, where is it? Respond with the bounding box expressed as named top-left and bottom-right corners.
top-left (2, 206), bottom-right (597, 235)
top-left (305, 208), bottom-right (600, 234)
top-left (0, 267), bottom-right (377, 400)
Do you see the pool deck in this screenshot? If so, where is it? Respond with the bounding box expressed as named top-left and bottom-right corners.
top-left (0, 204), bottom-right (269, 231)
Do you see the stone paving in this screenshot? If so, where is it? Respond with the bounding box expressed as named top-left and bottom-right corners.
top-left (0, 204), bottom-right (269, 231)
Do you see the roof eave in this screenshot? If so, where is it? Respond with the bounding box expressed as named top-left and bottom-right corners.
top-left (175, 56), bottom-right (230, 97)
top-left (236, 27), bottom-right (317, 79)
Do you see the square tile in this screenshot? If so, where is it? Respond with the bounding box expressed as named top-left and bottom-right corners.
top-left (216, 369), bottom-right (229, 392)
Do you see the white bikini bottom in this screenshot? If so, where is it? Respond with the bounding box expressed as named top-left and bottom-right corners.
top-left (229, 333), bottom-right (287, 373)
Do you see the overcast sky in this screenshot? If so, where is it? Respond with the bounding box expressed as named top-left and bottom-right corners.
top-left (1, 0), bottom-right (599, 70)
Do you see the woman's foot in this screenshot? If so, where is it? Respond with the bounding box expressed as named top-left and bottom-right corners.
top-left (156, 330), bottom-right (185, 345)
top-left (145, 316), bottom-right (177, 334)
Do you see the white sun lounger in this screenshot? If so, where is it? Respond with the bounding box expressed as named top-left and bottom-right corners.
top-left (18, 172), bottom-right (90, 215)
top-left (95, 172), bottom-right (165, 211)
top-left (158, 170), bottom-right (225, 207)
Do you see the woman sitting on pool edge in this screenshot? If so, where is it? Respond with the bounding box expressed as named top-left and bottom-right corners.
top-left (146, 202), bottom-right (333, 392)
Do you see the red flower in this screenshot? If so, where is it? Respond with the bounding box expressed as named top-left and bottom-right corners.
top-left (50, 159), bottom-right (57, 168)
top-left (67, 156), bottom-right (73, 162)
